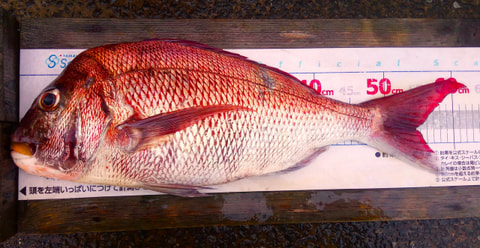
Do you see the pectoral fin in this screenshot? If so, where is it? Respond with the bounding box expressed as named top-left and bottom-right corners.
top-left (118, 105), bottom-right (250, 152)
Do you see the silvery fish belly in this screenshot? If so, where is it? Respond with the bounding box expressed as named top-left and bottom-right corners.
top-left (11, 39), bottom-right (466, 196)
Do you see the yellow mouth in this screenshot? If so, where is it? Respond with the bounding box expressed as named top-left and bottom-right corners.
top-left (11, 142), bottom-right (34, 156)
top-left (11, 150), bottom-right (78, 181)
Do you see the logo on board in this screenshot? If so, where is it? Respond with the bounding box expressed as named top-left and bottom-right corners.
top-left (45, 54), bottom-right (76, 69)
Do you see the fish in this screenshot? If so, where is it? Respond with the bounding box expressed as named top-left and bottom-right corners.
top-left (11, 39), bottom-right (466, 196)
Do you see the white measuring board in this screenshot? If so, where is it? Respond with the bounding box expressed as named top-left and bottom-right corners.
top-left (17, 47), bottom-right (480, 200)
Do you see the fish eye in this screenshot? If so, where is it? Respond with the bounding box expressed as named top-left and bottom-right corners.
top-left (38, 89), bottom-right (60, 111)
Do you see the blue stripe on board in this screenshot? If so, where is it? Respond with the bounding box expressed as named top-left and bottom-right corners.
top-left (332, 140), bottom-right (480, 147)
top-left (290, 69), bottom-right (480, 75)
top-left (20, 74), bottom-right (60, 77)
top-left (20, 70), bottom-right (480, 78)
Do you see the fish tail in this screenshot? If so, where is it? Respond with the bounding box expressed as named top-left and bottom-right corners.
top-left (359, 78), bottom-right (466, 171)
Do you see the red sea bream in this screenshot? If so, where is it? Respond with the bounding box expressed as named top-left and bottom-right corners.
top-left (11, 40), bottom-right (466, 196)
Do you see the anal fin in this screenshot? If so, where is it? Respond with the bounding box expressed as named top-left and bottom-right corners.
top-left (143, 183), bottom-right (213, 197)
top-left (276, 146), bottom-right (329, 175)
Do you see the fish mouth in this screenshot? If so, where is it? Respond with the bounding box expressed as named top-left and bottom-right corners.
top-left (11, 150), bottom-right (39, 173)
top-left (11, 149), bottom-right (77, 181)
top-left (11, 142), bottom-right (36, 156)
top-left (11, 142), bottom-right (54, 179)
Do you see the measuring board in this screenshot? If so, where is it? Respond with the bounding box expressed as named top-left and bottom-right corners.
top-left (17, 47), bottom-right (480, 200)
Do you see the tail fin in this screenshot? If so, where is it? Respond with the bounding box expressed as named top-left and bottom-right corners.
top-left (359, 78), bottom-right (466, 172)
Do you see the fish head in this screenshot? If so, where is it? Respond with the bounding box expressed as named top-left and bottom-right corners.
top-left (11, 54), bottom-right (112, 181)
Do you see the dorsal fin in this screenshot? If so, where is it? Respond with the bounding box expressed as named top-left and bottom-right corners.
top-left (144, 39), bottom-right (304, 85)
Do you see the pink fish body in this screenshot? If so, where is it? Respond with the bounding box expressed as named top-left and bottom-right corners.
top-left (11, 40), bottom-right (466, 196)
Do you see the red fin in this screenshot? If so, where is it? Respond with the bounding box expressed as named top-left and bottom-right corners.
top-left (143, 183), bottom-right (211, 197)
top-left (279, 146), bottom-right (329, 174)
top-left (118, 105), bottom-right (250, 152)
top-left (150, 39), bottom-right (251, 60)
top-left (145, 39), bottom-right (303, 85)
top-left (360, 78), bottom-right (467, 171)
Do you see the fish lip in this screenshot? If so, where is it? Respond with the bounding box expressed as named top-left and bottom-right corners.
top-left (10, 142), bottom-right (36, 156)
top-left (11, 150), bottom-right (78, 181)
top-left (11, 150), bottom-right (39, 175)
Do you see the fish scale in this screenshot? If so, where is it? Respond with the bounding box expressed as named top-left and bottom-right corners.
top-left (11, 39), bottom-right (466, 196)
